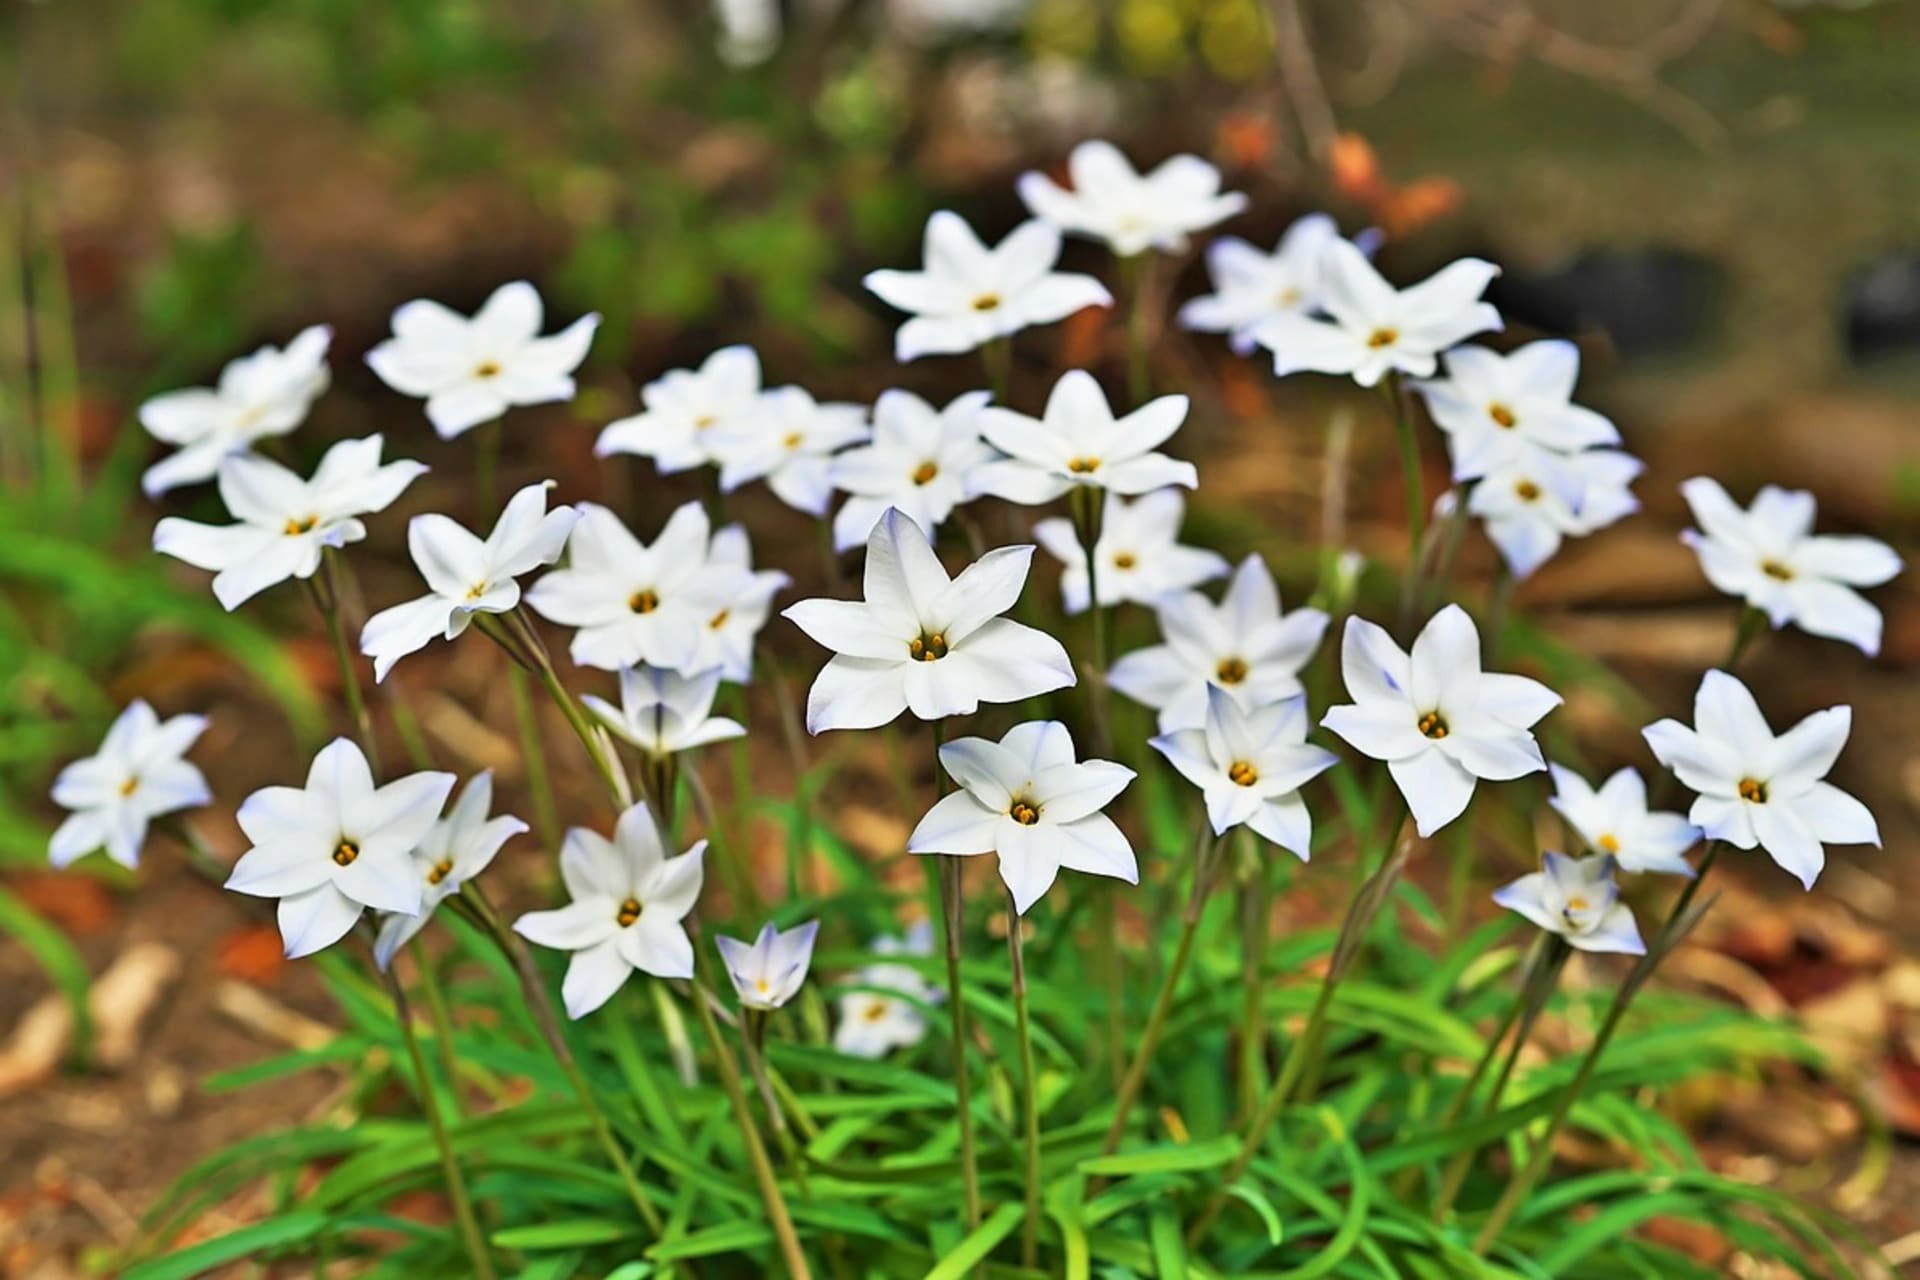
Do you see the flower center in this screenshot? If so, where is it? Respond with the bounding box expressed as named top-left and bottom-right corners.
top-left (1737, 777), bottom-right (1768, 803)
top-left (755, 978), bottom-right (771, 995)
top-left (118, 776), bottom-right (141, 797)
top-left (1009, 799), bottom-right (1041, 825)
top-left (783, 431), bottom-right (804, 449)
top-left (1515, 479), bottom-right (1542, 502)
top-left (465, 582), bottom-right (489, 601)
top-left (426, 857), bottom-right (456, 885)
top-left (616, 897), bottom-right (642, 927)
top-left (1563, 895), bottom-right (1589, 917)
top-left (911, 461), bottom-right (939, 486)
top-left (1761, 559), bottom-right (1794, 581)
top-left (971, 293), bottom-right (1001, 312)
top-left (1276, 286), bottom-right (1302, 308)
top-left (474, 359), bottom-right (502, 379)
top-left (1066, 457), bottom-right (1100, 474)
top-left (283, 514), bottom-right (319, 536)
top-left (908, 632), bottom-right (949, 661)
top-left (1366, 327), bottom-right (1399, 349)
top-left (1597, 833), bottom-right (1621, 854)
top-left (862, 999), bottom-right (890, 1023)
top-left (1488, 403), bottom-right (1517, 429)
top-left (332, 840), bottom-right (360, 867)
top-left (1227, 760), bottom-right (1259, 787)
top-left (1215, 657), bottom-right (1248, 685)
top-left (1112, 552), bottom-right (1137, 570)
top-left (695, 414), bottom-right (717, 431)
top-left (630, 589), bottom-right (660, 613)
top-left (709, 608), bottom-right (730, 630)
top-left (1418, 710), bottom-right (1450, 740)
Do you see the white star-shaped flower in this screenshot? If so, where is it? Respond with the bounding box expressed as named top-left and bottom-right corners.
top-left (1415, 342), bottom-right (1620, 486)
top-left (1467, 448), bottom-right (1643, 579)
top-left (1108, 554), bottom-right (1329, 732)
top-left (970, 370), bottom-right (1197, 505)
top-left (688, 522), bottom-right (791, 683)
top-left (360, 481), bottom-right (579, 681)
top-left (513, 801), bottom-right (706, 1019)
top-left (1017, 139), bottom-right (1247, 256)
top-left (1250, 240), bottom-right (1501, 387)
top-left (583, 665), bottom-right (747, 759)
top-left (863, 212), bottom-right (1112, 363)
top-left (1642, 670), bottom-right (1877, 889)
top-left (1033, 488), bottom-right (1229, 615)
top-left (1321, 606), bottom-right (1561, 837)
top-left (153, 435), bottom-right (427, 611)
top-left (367, 281), bottom-right (599, 439)
top-left (1492, 852), bottom-right (1644, 955)
top-left (138, 325), bottom-right (332, 496)
top-left (834, 921), bottom-right (941, 1059)
top-left (1546, 764), bottom-right (1698, 878)
top-left (525, 501), bottom-right (747, 673)
top-left (50, 701), bottom-right (211, 870)
top-left (782, 509), bottom-right (1074, 733)
top-left (828, 389), bottom-right (998, 553)
top-left (714, 386), bottom-right (870, 516)
top-left (596, 345), bottom-right (764, 474)
top-left (1150, 687), bottom-right (1339, 859)
top-left (1679, 477), bottom-right (1902, 656)
top-left (225, 739), bottom-right (455, 959)
top-left (373, 771), bottom-right (527, 969)
top-left (908, 720), bottom-right (1136, 914)
top-left (716, 919), bottom-right (820, 1012)
top-left (1177, 213), bottom-right (1358, 352)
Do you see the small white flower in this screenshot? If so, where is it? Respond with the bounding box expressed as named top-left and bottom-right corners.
top-left (525, 501), bottom-right (747, 673)
top-left (1321, 606), bottom-right (1561, 837)
top-left (373, 772), bottom-right (527, 970)
top-left (1250, 240), bottom-right (1501, 387)
top-left (1177, 214), bottom-right (1352, 352)
top-left (716, 919), bottom-right (820, 1011)
top-left (713, 0), bottom-right (780, 65)
top-left (691, 522), bottom-right (792, 683)
top-left (138, 325), bottom-right (332, 497)
top-left (153, 436), bottom-right (427, 611)
top-left (908, 720), bottom-right (1135, 914)
top-left (1468, 448), bottom-right (1643, 579)
top-left (1547, 764), bottom-right (1698, 878)
top-left (596, 345), bottom-right (764, 474)
top-left (835, 921), bottom-right (940, 1059)
top-left (361, 481), bottom-right (580, 681)
top-left (1679, 477), bottom-right (1902, 656)
top-left (715, 386), bottom-right (870, 516)
top-left (50, 701), bottom-right (211, 870)
top-left (1108, 554), bottom-right (1329, 732)
top-left (829, 389), bottom-right (998, 553)
top-left (226, 739), bottom-right (455, 959)
top-left (1150, 687), bottom-right (1338, 858)
top-left (513, 802), bottom-right (706, 1019)
top-left (1492, 851), bottom-right (1644, 955)
top-left (863, 212), bottom-right (1112, 362)
top-left (583, 665), bottom-right (747, 759)
top-left (783, 509), bottom-right (1074, 733)
top-left (1643, 670), bottom-right (1877, 889)
top-left (366, 281), bottom-right (600, 440)
top-left (970, 370), bottom-right (1197, 504)
top-left (1017, 139), bottom-right (1247, 256)
top-left (1033, 488), bottom-right (1229, 615)
top-left (1415, 342), bottom-right (1620, 486)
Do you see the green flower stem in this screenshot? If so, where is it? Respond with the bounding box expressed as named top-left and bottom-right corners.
top-left (475, 419), bottom-right (501, 518)
top-left (1189, 803), bottom-right (1412, 1246)
top-left (1237, 831), bottom-right (1270, 1121)
top-left (501, 608), bottom-right (628, 808)
top-left (1382, 374), bottom-right (1426, 631)
top-left (1071, 485), bottom-right (1125, 1086)
top-left (685, 962), bottom-right (814, 1280)
top-left (1101, 822), bottom-right (1222, 1157)
top-left (930, 723), bottom-right (984, 1237)
top-left (1472, 846), bottom-right (1721, 1255)
top-left (409, 939), bottom-right (468, 1121)
top-left (1006, 891), bottom-right (1043, 1268)
top-left (507, 664), bottom-right (560, 850)
top-left (311, 549), bottom-right (380, 774)
top-left (382, 962), bottom-right (495, 1280)
top-left (459, 882), bottom-right (667, 1239)
top-left (1122, 252), bottom-right (1153, 404)
top-left (981, 336), bottom-right (1011, 404)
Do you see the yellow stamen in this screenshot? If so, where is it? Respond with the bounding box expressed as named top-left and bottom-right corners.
top-left (782, 431), bottom-right (804, 449)
top-left (1515, 479), bottom-right (1542, 502)
top-left (474, 360), bottom-right (502, 378)
top-left (629, 589), bottom-right (660, 613)
top-left (1761, 560), bottom-right (1794, 581)
top-left (1597, 833), bottom-right (1621, 854)
top-left (1112, 552), bottom-right (1137, 570)
top-left (616, 897), bottom-right (642, 927)
top-left (332, 840), bottom-right (360, 867)
top-left (1418, 710), bottom-right (1449, 740)
top-left (118, 777), bottom-right (140, 797)
top-left (862, 1000), bottom-right (889, 1023)
top-left (1367, 327), bottom-right (1399, 349)
top-left (971, 293), bottom-right (1001, 312)
top-left (1227, 760), bottom-right (1259, 788)
top-left (1738, 777), bottom-right (1768, 803)
top-left (426, 857), bottom-right (456, 885)
top-left (1010, 801), bottom-right (1040, 825)
top-left (1066, 457), bottom-right (1100, 474)
top-left (1216, 657), bottom-right (1249, 685)
top-left (1488, 403), bottom-right (1517, 429)
top-left (911, 461), bottom-right (939, 486)
top-left (284, 515), bottom-right (319, 536)
top-left (908, 632), bottom-right (948, 662)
